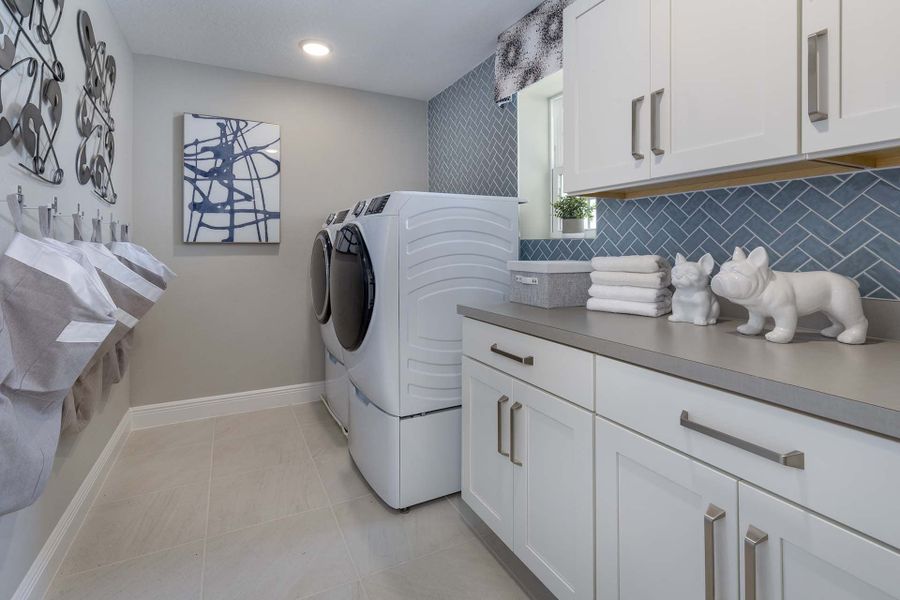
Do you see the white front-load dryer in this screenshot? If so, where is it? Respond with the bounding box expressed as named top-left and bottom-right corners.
top-left (309, 209), bottom-right (351, 430)
top-left (330, 192), bottom-right (520, 509)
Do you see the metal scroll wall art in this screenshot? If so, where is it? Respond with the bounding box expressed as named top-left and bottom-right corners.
top-left (0, 0), bottom-right (66, 184)
top-left (75, 9), bottom-right (116, 204)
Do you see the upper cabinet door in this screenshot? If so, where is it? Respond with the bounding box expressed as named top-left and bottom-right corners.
top-left (564, 0), bottom-right (651, 193)
top-left (512, 381), bottom-right (594, 600)
top-left (649, 0), bottom-right (799, 179)
top-left (596, 417), bottom-right (739, 600)
top-left (802, 0), bottom-right (900, 154)
top-left (461, 357), bottom-right (515, 547)
top-left (739, 483), bottom-right (900, 600)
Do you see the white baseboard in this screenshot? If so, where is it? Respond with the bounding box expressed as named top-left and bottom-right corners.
top-left (130, 381), bottom-right (325, 429)
top-left (12, 412), bottom-right (133, 600)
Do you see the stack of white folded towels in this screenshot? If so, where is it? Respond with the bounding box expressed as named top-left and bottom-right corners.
top-left (586, 255), bottom-right (672, 317)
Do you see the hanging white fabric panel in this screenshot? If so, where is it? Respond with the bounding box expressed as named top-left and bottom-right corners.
top-left (0, 234), bottom-right (117, 515)
top-left (107, 241), bottom-right (176, 290)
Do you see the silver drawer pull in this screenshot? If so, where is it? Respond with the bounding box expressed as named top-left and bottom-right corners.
top-left (650, 88), bottom-right (665, 156)
top-left (807, 29), bottom-right (828, 122)
top-left (490, 343), bottom-right (534, 366)
top-left (704, 504), bottom-right (726, 600)
top-left (744, 525), bottom-right (768, 600)
top-left (631, 95), bottom-right (645, 160)
top-left (509, 401), bottom-right (523, 466)
top-left (680, 411), bottom-right (805, 469)
top-left (497, 395), bottom-right (510, 457)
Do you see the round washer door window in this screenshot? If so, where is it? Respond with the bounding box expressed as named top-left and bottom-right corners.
top-left (330, 224), bottom-right (375, 351)
top-left (309, 230), bottom-right (332, 324)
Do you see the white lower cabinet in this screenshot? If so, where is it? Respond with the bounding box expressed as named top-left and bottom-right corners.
top-left (513, 380), bottom-right (594, 600)
top-left (596, 417), bottom-right (739, 599)
top-left (461, 356), bottom-right (594, 600)
top-left (739, 483), bottom-right (900, 600)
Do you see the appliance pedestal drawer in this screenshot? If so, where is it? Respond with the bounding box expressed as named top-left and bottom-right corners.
top-left (595, 356), bottom-right (900, 550)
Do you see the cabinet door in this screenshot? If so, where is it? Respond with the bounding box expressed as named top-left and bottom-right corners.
top-left (649, 0), bottom-right (798, 178)
top-left (802, 0), bottom-right (900, 153)
top-left (739, 483), bottom-right (900, 600)
top-left (564, 0), bottom-right (650, 193)
top-left (512, 381), bottom-right (594, 600)
top-left (596, 417), bottom-right (740, 600)
top-left (461, 357), bottom-right (515, 546)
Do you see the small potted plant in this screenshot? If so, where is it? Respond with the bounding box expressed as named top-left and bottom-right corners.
top-left (552, 195), bottom-right (594, 235)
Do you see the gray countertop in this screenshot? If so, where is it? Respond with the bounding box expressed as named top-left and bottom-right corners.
top-left (458, 303), bottom-right (900, 441)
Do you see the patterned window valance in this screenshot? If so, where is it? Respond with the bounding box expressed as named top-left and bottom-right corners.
top-left (494, 0), bottom-right (574, 105)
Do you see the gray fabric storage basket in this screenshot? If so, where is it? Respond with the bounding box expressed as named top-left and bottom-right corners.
top-left (508, 261), bottom-right (592, 308)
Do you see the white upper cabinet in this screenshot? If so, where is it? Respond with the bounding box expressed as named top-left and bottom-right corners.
top-left (649, 0), bottom-right (799, 178)
top-left (564, 0), bottom-right (651, 192)
top-left (739, 483), bottom-right (900, 600)
top-left (802, 0), bottom-right (900, 154)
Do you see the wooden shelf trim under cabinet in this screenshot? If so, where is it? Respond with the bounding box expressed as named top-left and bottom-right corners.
top-left (585, 147), bottom-right (900, 200)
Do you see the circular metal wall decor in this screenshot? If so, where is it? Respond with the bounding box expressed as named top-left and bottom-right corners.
top-left (74, 9), bottom-right (117, 204)
top-left (0, 0), bottom-right (66, 184)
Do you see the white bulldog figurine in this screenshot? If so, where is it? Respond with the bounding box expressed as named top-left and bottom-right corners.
top-left (669, 253), bottom-right (720, 326)
top-left (710, 247), bottom-right (868, 344)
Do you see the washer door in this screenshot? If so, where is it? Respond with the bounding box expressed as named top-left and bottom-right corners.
top-left (309, 230), bottom-right (332, 324)
top-left (330, 224), bottom-right (375, 352)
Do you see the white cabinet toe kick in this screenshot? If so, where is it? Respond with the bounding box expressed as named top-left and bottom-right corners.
top-left (461, 317), bottom-right (900, 599)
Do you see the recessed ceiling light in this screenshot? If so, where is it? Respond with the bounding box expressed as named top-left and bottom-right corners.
top-left (301, 40), bottom-right (331, 57)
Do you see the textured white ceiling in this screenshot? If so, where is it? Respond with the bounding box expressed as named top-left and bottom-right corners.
top-left (106, 0), bottom-right (539, 100)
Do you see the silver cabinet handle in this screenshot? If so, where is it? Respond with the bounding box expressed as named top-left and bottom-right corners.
top-left (808, 29), bottom-right (828, 122)
top-left (490, 343), bottom-right (534, 366)
top-left (704, 504), bottom-right (726, 600)
top-left (497, 395), bottom-right (510, 457)
top-left (680, 411), bottom-right (805, 469)
top-left (744, 525), bottom-right (768, 600)
top-left (631, 95), bottom-right (645, 160)
top-left (651, 88), bottom-right (665, 156)
top-left (509, 401), bottom-right (523, 466)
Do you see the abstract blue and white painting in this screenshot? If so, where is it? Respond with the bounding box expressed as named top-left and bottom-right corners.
top-left (183, 114), bottom-right (281, 243)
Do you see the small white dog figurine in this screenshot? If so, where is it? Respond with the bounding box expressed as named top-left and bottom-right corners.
top-left (669, 253), bottom-right (720, 326)
top-left (710, 246), bottom-right (868, 344)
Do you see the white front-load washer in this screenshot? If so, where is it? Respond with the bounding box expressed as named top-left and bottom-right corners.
top-left (309, 209), bottom-right (351, 430)
top-left (330, 191), bottom-right (520, 508)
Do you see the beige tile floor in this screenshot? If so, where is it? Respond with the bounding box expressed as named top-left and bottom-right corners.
top-left (44, 403), bottom-right (545, 600)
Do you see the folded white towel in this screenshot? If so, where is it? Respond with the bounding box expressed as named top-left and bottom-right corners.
top-left (590, 255), bottom-right (671, 273)
top-left (589, 285), bottom-right (672, 303)
top-left (586, 297), bottom-right (672, 317)
top-left (590, 270), bottom-right (671, 289)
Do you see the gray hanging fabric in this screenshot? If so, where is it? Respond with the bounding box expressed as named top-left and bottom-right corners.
top-left (40, 237), bottom-right (132, 433)
top-left (494, 0), bottom-right (574, 105)
top-left (0, 234), bottom-right (117, 515)
top-left (73, 213), bottom-right (85, 242)
top-left (6, 191), bottom-right (24, 233)
top-left (71, 240), bottom-right (163, 391)
top-left (38, 206), bottom-right (52, 238)
top-left (108, 241), bottom-right (176, 290)
top-left (91, 217), bottom-right (103, 243)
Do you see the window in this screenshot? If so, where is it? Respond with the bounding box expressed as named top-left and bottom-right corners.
top-left (549, 94), bottom-right (595, 236)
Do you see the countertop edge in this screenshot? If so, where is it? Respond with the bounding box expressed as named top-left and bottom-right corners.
top-left (458, 305), bottom-right (900, 441)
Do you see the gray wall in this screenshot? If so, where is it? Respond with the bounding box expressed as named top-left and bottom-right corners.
top-left (0, 1), bottom-right (134, 596)
top-left (428, 55), bottom-right (517, 197)
top-left (129, 55), bottom-right (429, 406)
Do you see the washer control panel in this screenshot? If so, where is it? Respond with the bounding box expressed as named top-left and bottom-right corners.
top-left (365, 194), bottom-right (391, 215)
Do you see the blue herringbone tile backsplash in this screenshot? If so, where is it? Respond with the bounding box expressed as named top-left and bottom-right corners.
top-left (429, 57), bottom-right (899, 300)
top-left (520, 170), bottom-right (900, 299)
top-left (428, 55), bottom-right (518, 198)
